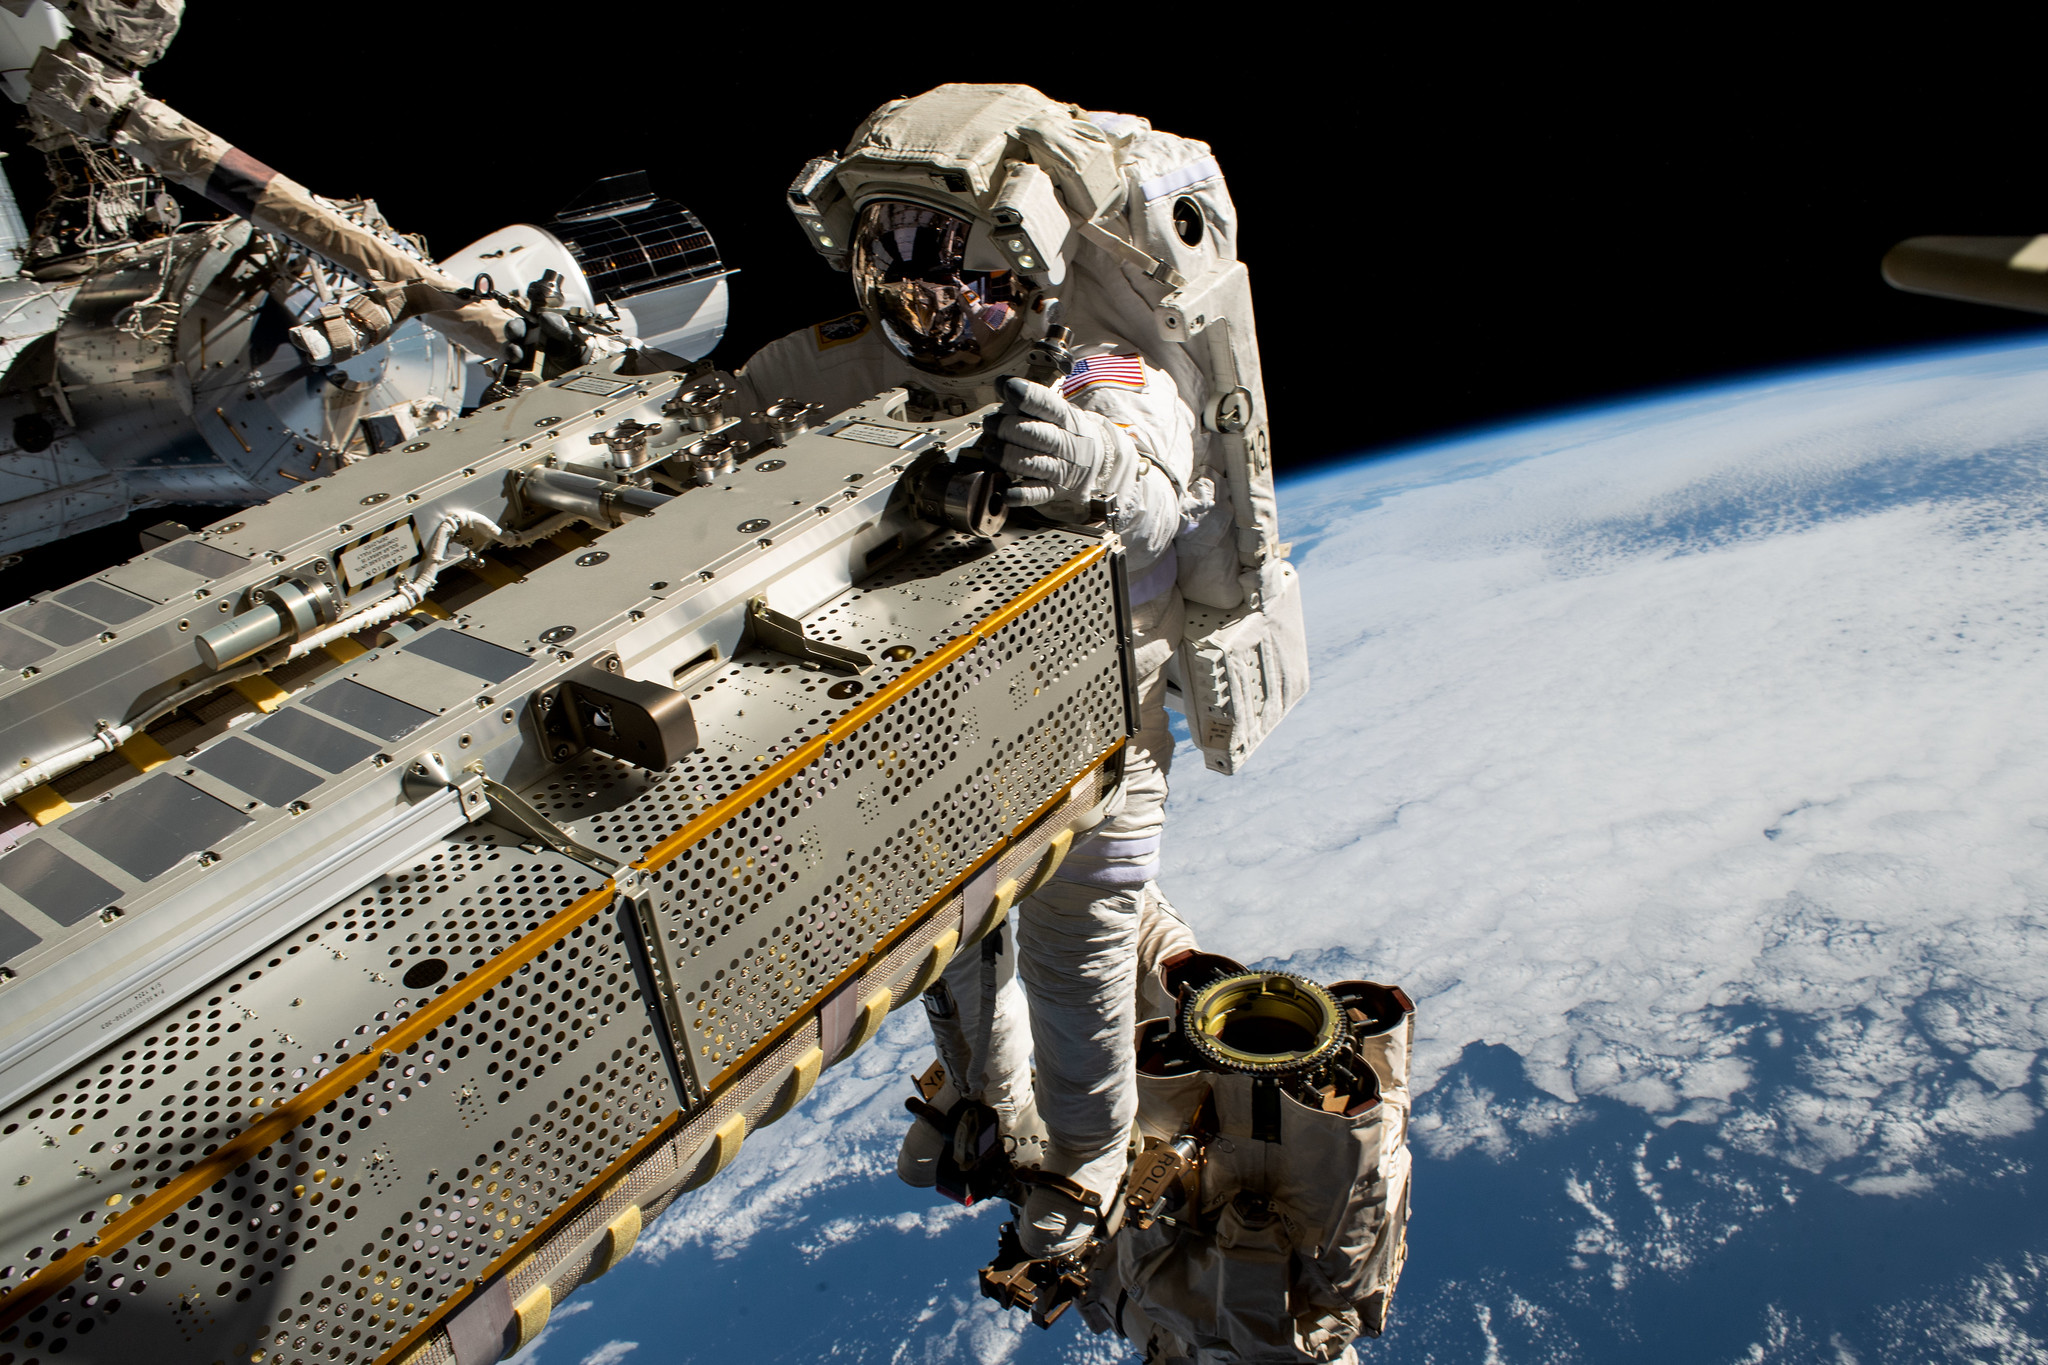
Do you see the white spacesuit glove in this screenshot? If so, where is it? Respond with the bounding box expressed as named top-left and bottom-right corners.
top-left (994, 376), bottom-right (1134, 509)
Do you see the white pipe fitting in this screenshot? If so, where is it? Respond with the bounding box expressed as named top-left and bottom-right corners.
top-left (1, 510), bottom-right (506, 817)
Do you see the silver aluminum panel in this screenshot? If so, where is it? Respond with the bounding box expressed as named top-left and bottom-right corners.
top-left (98, 554), bottom-right (211, 605)
top-left (0, 830), bottom-right (645, 1361)
top-left (6, 599), bottom-right (96, 647)
top-left (301, 681), bottom-right (438, 744)
top-left (150, 538), bottom-right (249, 578)
top-left (618, 538), bottom-right (1126, 1090)
top-left (0, 523), bottom-right (1133, 1365)
top-left (0, 842), bottom-right (119, 928)
top-left (52, 580), bottom-right (153, 625)
top-left (0, 911), bottom-right (36, 962)
top-left (0, 626), bottom-right (51, 671)
top-left (0, 386), bottom-right (951, 1079)
top-left (331, 649), bottom-right (492, 721)
top-left (398, 630), bottom-right (534, 686)
top-left (248, 710), bottom-right (382, 775)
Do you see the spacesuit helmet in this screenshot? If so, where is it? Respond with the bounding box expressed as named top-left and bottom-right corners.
top-left (787, 86), bottom-right (1132, 379)
top-left (849, 199), bottom-right (1029, 376)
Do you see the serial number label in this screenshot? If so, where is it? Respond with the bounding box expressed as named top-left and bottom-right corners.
top-left (339, 522), bottom-right (420, 591)
top-left (101, 979), bottom-right (165, 1030)
top-left (830, 420), bottom-right (920, 447)
top-left (554, 375), bottom-right (637, 397)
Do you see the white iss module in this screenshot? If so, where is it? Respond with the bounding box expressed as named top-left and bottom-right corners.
top-left (0, 1), bottom-right (731, 561)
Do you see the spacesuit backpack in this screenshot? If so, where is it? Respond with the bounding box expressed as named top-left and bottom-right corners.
top-left (1064, 111), bottom-right (1310, 775)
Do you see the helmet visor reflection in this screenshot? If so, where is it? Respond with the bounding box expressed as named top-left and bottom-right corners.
top-left (851, 200), bottom-right (1025, 374)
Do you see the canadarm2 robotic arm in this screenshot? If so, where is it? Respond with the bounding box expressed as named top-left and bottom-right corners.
top-left (0, 0), bottom-right (519, 360)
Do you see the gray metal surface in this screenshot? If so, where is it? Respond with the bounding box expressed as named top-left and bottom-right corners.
top-left (0, 374), bottom-right (965, 1114)
top-left (0, 843), bottom-right (117, 926)
top-left (188, 737), bottom-right (322, 808)
top-left (0, 828), bottom-right (637, 1361)
top-left (0, 326), bottom-right (1141, 1365)
top-left (60, 774), bottom-right (252, 881)
top-left (246, 710), bottom-right (379, 775)
top-left (0, 516), bottom-right (1130, 1365)
top-left (628, 538), bottom-right (1125, 1093)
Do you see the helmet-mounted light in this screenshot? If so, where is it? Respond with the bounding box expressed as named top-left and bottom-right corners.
top-left (985, 161), bottom-right (1069, 287)
top-left (787, 155), bottom-right (852, 269)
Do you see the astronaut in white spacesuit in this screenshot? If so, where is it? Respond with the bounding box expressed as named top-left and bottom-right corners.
top-left (730, 86), bottom-right (1208, 1259)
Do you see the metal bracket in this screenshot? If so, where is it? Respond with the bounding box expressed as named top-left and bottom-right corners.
top-left (744, 596), bottom-right (873, 675)
top-left (476, 777), bottom-right (622, 875)
top-left (615, 883), bottom-right (704, 1107)
top-left (530, 661), bottom-right (699, 769)
top-left (1105, 546), bottom-right (1141, 743)
top-left (401, 750), bottom-right (490, 822)
top-left (401, 752), bottom-right (621, 874)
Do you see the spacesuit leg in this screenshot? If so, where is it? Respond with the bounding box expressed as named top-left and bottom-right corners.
top-left (1015, 655), bottom-right (1177, 1256)
top-left (926, 916), bottom-right (1033, 1117)
top-left (899, 914), bottom-right (1036, 1187)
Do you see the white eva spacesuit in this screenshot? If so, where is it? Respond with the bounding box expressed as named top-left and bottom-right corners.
top-left (733, 83), bottom-right (1316, 1295)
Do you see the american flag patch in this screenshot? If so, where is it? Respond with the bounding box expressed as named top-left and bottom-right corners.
top-left (1061, 353), bottom-right (1146, 398)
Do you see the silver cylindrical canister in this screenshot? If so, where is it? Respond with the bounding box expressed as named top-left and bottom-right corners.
top-left (523, 468), bottom-right (672, 525)
top-left (196, 602), bottom-right (288, 671)
top-left (196, 576), bottom-right (339, 670)
top-left (257, 578), bottom-right (337, 635)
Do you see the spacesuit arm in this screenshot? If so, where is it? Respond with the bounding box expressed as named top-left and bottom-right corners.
top-left (995, 366), bottom-right (1190, 565)
top-left (1103, 425), bottom-right (1188, 564)
top-left (1061, 359), bottom-right (1197, 566)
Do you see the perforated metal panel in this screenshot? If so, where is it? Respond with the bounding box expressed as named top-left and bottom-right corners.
top-left (0, 829), bottom-right (663, 1363)
top-left (0, 526), bottom-right (1131, 1365)
top-left (630, 542), bottom-right (1126, 1092)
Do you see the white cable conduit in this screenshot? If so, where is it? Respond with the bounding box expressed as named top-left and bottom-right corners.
top-left (0, 510), bottom-right (504, 812)
top-left (285, 509), bottom-right (502, 660)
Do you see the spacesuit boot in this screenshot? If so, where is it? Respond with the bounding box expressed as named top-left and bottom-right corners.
top-left (896, 1073), bottom-right (956, 1189)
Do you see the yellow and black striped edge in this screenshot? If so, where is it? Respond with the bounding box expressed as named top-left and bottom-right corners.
top-left (0, 542), bottom-right (1112, 1332)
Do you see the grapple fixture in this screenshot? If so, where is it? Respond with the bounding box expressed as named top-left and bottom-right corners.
top-left (1180, 970), bottom-right (1348, 1077)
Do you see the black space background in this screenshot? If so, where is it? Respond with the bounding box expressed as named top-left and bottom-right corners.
top-left (3, 19), bottom-right (2044, 474)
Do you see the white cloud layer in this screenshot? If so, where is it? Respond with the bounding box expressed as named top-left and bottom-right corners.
top-left (1168, 342), bottom-right (2048, 1189)
top-left (614, 343), bottom-right (2048, 1348)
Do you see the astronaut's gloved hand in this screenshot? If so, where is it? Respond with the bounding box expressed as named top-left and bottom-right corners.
top-left (994, 376), bottom-right (1131, 509)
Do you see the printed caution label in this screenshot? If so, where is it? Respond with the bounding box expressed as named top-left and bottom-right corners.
top-left (338, 520), bottom-right (422, 591)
